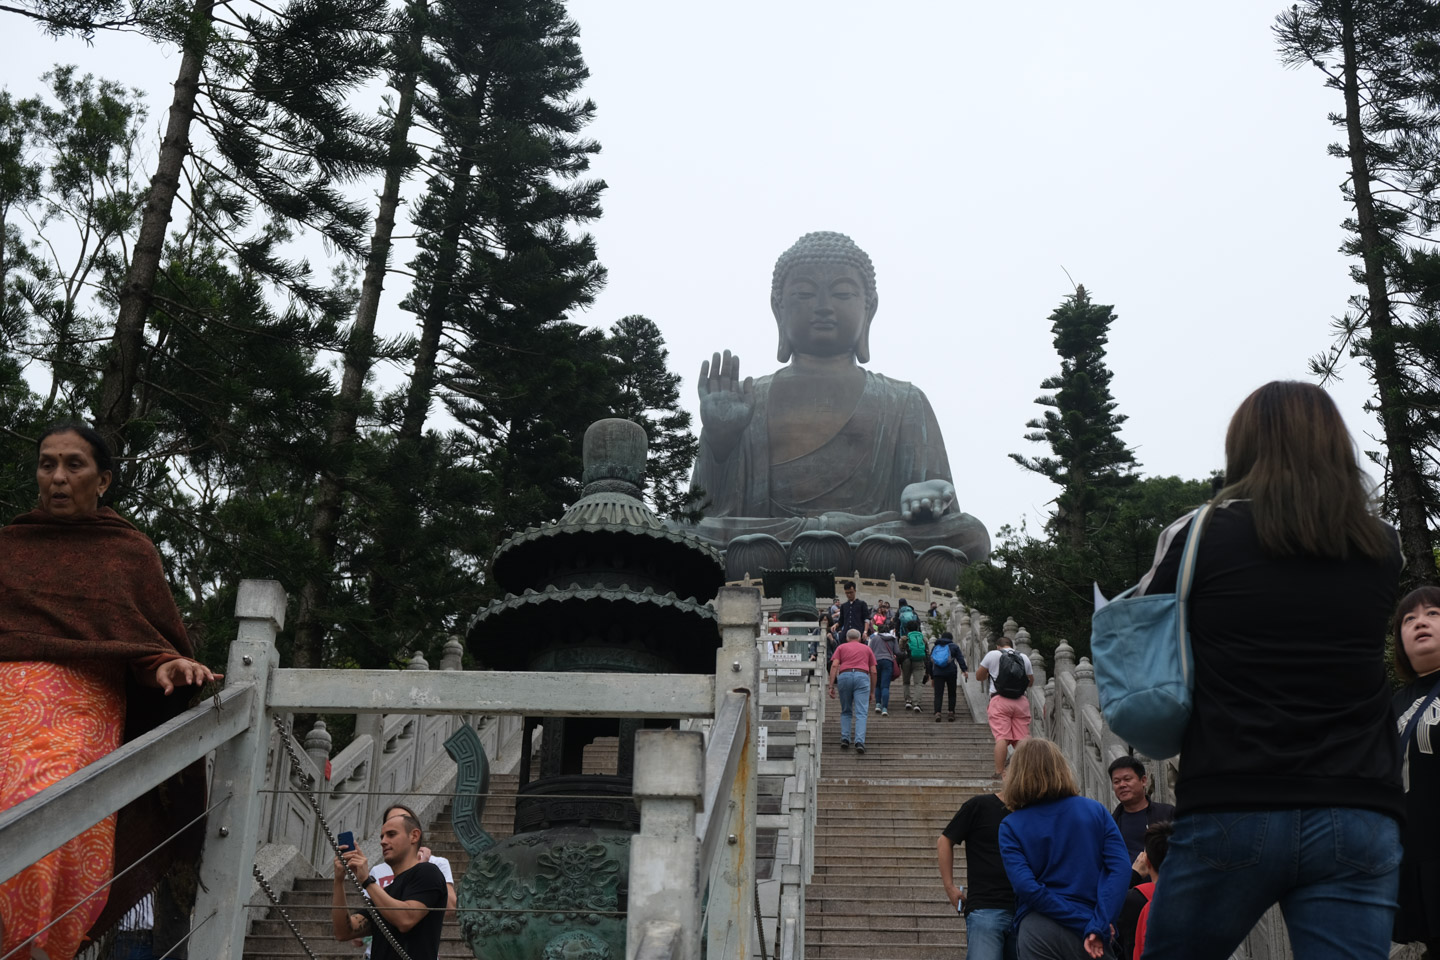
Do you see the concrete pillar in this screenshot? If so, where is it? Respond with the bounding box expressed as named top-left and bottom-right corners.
top-left (192, 579), bottom-right (285, 959)
top-left (627, 729), bottom-right (705, 960)
top-left (709, 586), bottom-right (761, 960)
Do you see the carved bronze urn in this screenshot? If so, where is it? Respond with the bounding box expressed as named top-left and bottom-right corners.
top-left (449, 419), bottom-right (725, 960)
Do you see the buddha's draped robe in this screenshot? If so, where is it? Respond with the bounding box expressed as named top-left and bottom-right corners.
top-left (689, 371), bottom-right (990, 561)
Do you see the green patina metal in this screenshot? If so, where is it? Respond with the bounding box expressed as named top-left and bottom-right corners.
top-left (454, 419), bottom-right (725, 959)
top-left (760, 548), bottom-right (837, 624)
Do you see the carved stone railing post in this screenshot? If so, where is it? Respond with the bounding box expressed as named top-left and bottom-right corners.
top-left (1003, 617), bottom-right (1019, 644)
top-left (303, 719), bottom-right (332, 795)
top-left (1029, 650), bottom-right (1048, 689)
top-left (407, 650), bottom-right (429, 671)
top-left (301, 718), bottom-right (334, 867)
top-left (1042, 677), bottom-right (1057, 739)
top-left (193, 579), bottom-right (285, 958)
top-left (1054, 641), bottom-right (1076, 677)
top-left (1014, 625), bottom-right (1033, 658)
top-left (441, 635), bottom-right (464, 671)
top-left (1074, 657), bottom-right (1099, 714)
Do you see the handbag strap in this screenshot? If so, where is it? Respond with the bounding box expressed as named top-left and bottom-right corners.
top-left (1400, 681), bottom-right (1440, 755)
top-left (1173, 503), bottom-right (1214, 685)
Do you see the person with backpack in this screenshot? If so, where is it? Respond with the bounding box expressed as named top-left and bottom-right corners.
top-left (976, 636), bottom-right (1033, 779)
top-left (898, 623), bottom-right (931, 712)
top-left (894, 600), bottom-right (925, 711)
top-left (868, 627), bottom-right (900, 716)
top-left (927, 631), bottom-right (968, 722)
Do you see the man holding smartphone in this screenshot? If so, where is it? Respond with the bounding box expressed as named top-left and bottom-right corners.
top-left (331, 808), bottom-right (446, 959)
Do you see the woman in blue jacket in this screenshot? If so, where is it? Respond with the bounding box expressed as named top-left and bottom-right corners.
top-left (998, 739), bottom-right (1130, 959)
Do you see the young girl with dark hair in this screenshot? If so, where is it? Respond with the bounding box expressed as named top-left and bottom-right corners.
top-left (1391, 586), bottom-right (1440, 956)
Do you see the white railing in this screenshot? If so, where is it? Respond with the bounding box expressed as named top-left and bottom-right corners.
top-left (756, 627), bottom-right (825, 960)
top-left (0, 580), bottom-right (764, 960)
top-left (254, 642), bottom-right (509, 881)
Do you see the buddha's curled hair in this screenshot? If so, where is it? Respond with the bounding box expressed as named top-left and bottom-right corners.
top-left (770, 231), bottom-right (879, 319)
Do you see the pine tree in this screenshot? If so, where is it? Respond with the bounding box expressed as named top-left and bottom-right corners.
top-left (299, 0), bottom-right (428, 666)
top-left (6, 0), bottom-right (398, 468)
top-left (290, 0), bottom-right (607, 665)
top-left (960, 474), bottom-right (1217, 659)
top-left (606, 314), bottom-right (700, 518)
top-left (1011, 285), bottom-right (1136, 550)
top-left (1277, 0), bottom-right (1440, 584)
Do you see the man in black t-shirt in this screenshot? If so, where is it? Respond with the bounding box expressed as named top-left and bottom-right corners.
top-left (331, 810), bottom-right (447, 960)
top-left (937, 791), bottom-right (1016, 960)
top-left (1108, 757), bottom-right (1175, 881)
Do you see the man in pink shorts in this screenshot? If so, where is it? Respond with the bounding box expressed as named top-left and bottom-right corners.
top-left (975, 637), bottom-right (1033, 780)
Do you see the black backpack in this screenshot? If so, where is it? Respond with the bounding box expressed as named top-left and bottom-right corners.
top-left (994, 649), bottom-right (1028, 699)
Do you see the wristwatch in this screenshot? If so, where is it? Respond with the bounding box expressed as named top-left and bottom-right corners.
top-left (362, 875), bottom-right (377, 887)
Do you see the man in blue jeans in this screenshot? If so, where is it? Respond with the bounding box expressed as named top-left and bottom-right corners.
top-left (827, 628), bottom-right (876, 753)
top-left (938, 790), bottom-right (1017, 960)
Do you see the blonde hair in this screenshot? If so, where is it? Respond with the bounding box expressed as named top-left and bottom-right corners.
top-left (1002, 739), bottom-right (1079, 810)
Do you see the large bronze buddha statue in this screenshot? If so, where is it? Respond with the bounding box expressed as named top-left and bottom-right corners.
top-left (685, 231), bottom-right (990, 587)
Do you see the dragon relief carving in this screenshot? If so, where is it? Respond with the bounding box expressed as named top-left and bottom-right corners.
top-left (462, 841), bottom-right (623, 938)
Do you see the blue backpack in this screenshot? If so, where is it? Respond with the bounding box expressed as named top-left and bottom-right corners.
top-left (931, 642), bottom-right (952, 669)
top-left (1091, 504), bottom-right (1211, 759)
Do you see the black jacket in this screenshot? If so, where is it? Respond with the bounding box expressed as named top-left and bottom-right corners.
top-left (835, 598), bottom-right (870, 636)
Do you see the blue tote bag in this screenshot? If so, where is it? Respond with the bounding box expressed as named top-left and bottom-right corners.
top-left (1090, 503), bottom-right (1211, 759)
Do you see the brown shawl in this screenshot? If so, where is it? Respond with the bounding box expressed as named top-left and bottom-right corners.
top-left (0, 507), bottom-right (207, 937)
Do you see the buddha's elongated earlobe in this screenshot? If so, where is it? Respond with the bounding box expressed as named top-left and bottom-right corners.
top-left (777, 329), bottom-right (792, 363)
top-left (856, 313), bottom-right (874, 364)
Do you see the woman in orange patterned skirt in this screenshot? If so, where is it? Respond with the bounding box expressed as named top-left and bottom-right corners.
top-left (0, 425), bottom-right (220, 960)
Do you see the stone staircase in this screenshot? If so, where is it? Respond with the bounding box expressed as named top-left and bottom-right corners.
top-left (242, 773), bottom-right (519, 958)
top-left (805, 685), bottom-right (997, 960)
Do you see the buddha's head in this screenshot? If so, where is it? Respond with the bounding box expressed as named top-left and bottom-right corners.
top-left (770, 231), bottom-right (879, 363)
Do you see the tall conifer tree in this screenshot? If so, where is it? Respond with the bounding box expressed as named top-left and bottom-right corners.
top-left (1277, 0), bottom-right (1440, 583)
top-left (1011, 285), bottom-right (1136, 550)
top-left (607, 314), bottom-right (700, 518)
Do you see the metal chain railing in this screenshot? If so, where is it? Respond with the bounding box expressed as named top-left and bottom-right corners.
top-left (251, 863), bottom-right (319, 960)
top-left (254, 714), bottom-right (415, 960)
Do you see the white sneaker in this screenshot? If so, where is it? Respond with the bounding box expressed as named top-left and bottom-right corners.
top-left (881, 708), bottom-right (888, 716)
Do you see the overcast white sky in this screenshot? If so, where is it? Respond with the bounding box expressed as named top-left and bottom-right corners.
top-left (1, 1), bottom-right (1384, 542)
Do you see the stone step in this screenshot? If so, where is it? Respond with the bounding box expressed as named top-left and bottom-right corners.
top-left (803, 942), bottom-right (962, 960)
top-left (810, 868), bottom-right (946, 880)
top-left (807, 925), bottom-right (959, 943)
top-left (806, 902), bottom-right (965, 919)
top-left (244, 934), bottom-right (476, 959)
top-left (805, 692), bottom-right (998, 960)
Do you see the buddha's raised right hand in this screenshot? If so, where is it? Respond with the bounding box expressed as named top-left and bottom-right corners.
top-left (698, 350), bottom-right (754, 459)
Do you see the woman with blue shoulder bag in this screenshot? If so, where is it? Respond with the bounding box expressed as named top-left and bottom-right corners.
top-left (1135, 382), bottom-right (1404, 960)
